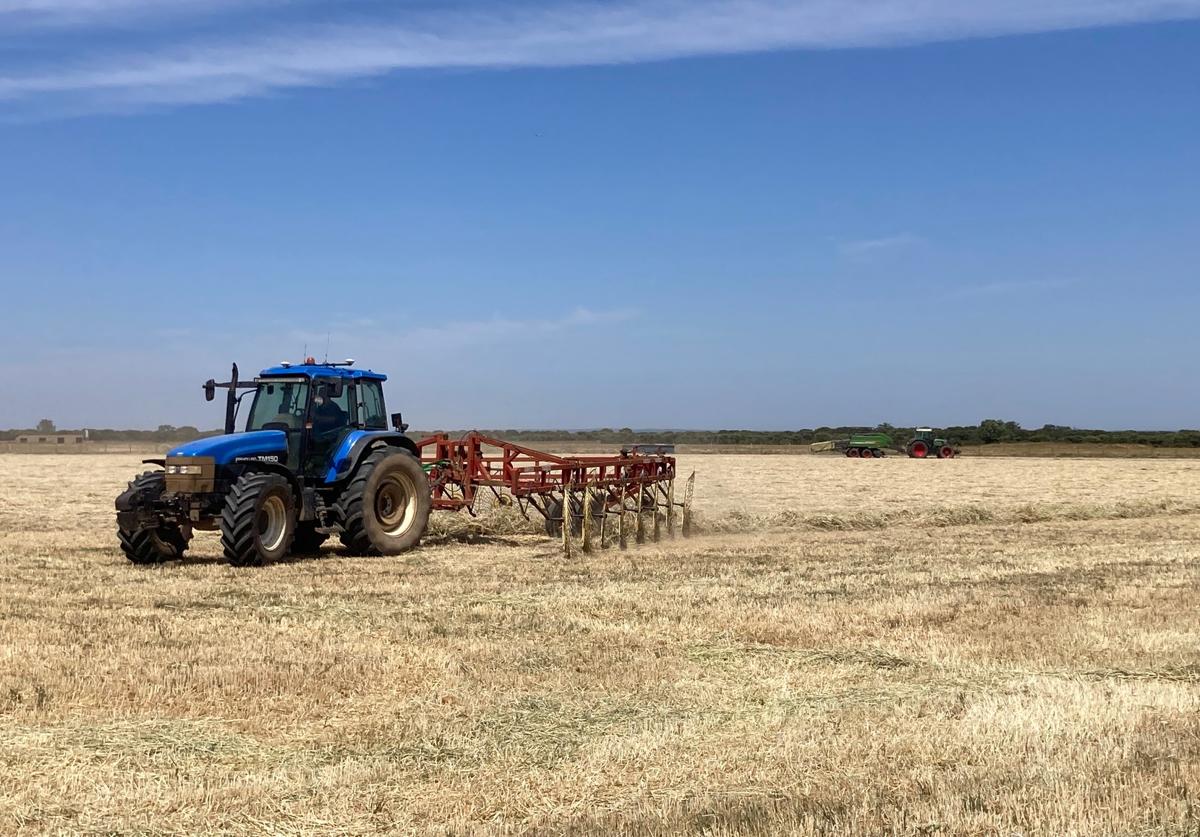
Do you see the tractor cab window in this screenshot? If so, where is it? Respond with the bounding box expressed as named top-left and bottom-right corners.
top-left (246, 379), bottom-right (309, 432)
top-left (312, 379), bottom-right (353, 439)
top-left (357, 381), bottom-right (387, 430)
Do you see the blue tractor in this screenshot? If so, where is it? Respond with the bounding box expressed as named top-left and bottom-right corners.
top-left (115, 359), bottom-right (431, 566)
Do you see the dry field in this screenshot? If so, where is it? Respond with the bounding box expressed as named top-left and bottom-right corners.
top-left (1, 453), bottom-right (1198, 835)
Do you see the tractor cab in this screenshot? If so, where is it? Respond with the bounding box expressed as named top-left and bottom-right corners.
top-left (191, 357), bottom-right (407, 485)
top-left (245, 361), bottom-right (394, 480)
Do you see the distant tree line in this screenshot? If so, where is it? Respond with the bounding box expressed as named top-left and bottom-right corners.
top-left (3, 420), bottom-right (1198, 448)
top-left (0, 424), bottom-right (220, 442)
top-left (412, 421), bottom-right (1200, 448)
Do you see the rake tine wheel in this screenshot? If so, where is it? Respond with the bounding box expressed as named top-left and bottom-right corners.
top-left (582, 485), bottom-right (594, 554)
top-left (667, 479), bottom-right (676, 538)
top-left (598, 489), bottom-right (608, 549)
top-left (562, 485), bottom-right (573, 558)
top-left (652, 484), bottom-right (662, 542)
top-left (636, 485), bottom-right (646, 545)
top-left (682, 471), bottom-right (695, 538)
top-left (618, 478), bottom-right (628, 550)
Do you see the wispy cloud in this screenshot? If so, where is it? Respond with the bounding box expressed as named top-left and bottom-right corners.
top-left (389, 306), bottom-right (641, 347)
top-left (840, 233), bottom-right (923, 257)
top-left (3, 0), bottom-right (1199, 114)
top-left (950, 277), bottom-right (1077, 297)
top-left (0, 0), bottom-right (283, 27)
top-left (280, 307), bottom-right (641, 357)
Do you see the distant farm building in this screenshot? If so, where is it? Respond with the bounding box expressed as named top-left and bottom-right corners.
top-left (15, 431), bottom-right (88, 446)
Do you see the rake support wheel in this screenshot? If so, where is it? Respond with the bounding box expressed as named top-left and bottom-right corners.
top-left (544, 496), bottom-right (606, 537)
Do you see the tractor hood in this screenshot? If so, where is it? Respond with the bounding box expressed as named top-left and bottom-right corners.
top-left (167, 431), bottom-right (288, 466)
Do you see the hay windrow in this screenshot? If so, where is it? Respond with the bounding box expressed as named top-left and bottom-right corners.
top-left (407, 497), bottom-right (1196, 543)
top-left (690, 498), bottom-right (1198, 535)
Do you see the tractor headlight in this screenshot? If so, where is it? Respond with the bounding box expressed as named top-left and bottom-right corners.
top-left (164, 457), bottom-right (215, 492)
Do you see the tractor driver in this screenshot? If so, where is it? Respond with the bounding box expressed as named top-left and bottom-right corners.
top-left (311, 384), bottom-right (349, 438)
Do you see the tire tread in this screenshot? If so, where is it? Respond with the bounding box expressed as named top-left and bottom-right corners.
top-left (220, 472), bottom-right (294, 567)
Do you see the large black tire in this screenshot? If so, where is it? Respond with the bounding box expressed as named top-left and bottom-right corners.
top-left (220, 472), bottom-right (296, 567)
top-left (544, 496), bottom-right (608, 538)
top-left (291, 522), bottom-right (329, 555)
top-left (544, 498), bottom-right (577, 538)
top-left (337, 449), bottom-right (431, 556)
top-left (117, 471), bottom-right (189, 565)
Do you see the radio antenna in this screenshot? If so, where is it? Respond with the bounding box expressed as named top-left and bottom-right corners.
top-left (324, 332), bottom-right (331, 364)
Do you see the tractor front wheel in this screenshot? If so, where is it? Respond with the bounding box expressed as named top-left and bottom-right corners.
top-left (116, 471), bottom-right (190, 565)
top-left (337, 449), bottom-right (431, 555)
top-left (120, 526), bottom-right (189, 565)
top-left (938, 446), bottom-right (955, 459)
top-left (220, 472), bottom-right (297, 567)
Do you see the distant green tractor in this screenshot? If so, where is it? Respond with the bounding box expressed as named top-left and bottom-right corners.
top-left (906, 428), bottom-right (958, 459)
top-left (810, 428), bottom-right (960, 460)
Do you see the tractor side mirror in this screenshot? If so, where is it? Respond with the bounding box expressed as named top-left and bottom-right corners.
top-left (203, 380), bottom-right (216, 402)
top-left (329, 380), bottom-right (344, 398)
top-left (391, 413), bottom-right (408, 433)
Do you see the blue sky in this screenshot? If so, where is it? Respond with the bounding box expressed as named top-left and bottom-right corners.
top-left (1, 1), bottom-right (1198, 431)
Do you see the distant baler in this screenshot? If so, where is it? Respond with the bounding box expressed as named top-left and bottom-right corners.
top-left (810, 428), bottom-right (960, 460)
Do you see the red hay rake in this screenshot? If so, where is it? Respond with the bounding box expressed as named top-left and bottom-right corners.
top-left (416, 433), bottom-right (695, 553)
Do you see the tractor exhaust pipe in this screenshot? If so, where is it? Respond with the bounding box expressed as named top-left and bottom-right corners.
top-left (225, 364), bottom-right (239, 435)
top-left (203, 364), bottom-right (255, 436)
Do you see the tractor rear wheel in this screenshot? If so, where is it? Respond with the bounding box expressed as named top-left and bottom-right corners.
top-left (908, 441), bottom-right (929, 459)
top-left (220, 472), bottom-right (296, 567)
top-left (938, 446), bottom-right (955, 459)
top-left (337, 449), bottom-right (431, 556)
top-left (291, 522), bottom-right (329, 554)
top-left (117, 471), bottom-right (190, 565)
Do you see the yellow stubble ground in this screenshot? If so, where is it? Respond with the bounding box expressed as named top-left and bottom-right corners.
top-left (0, 453), bottom-right (1197, 835)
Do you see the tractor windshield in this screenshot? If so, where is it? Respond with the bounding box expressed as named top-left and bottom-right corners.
top-left (246, 378), bottom-right (310, 432)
